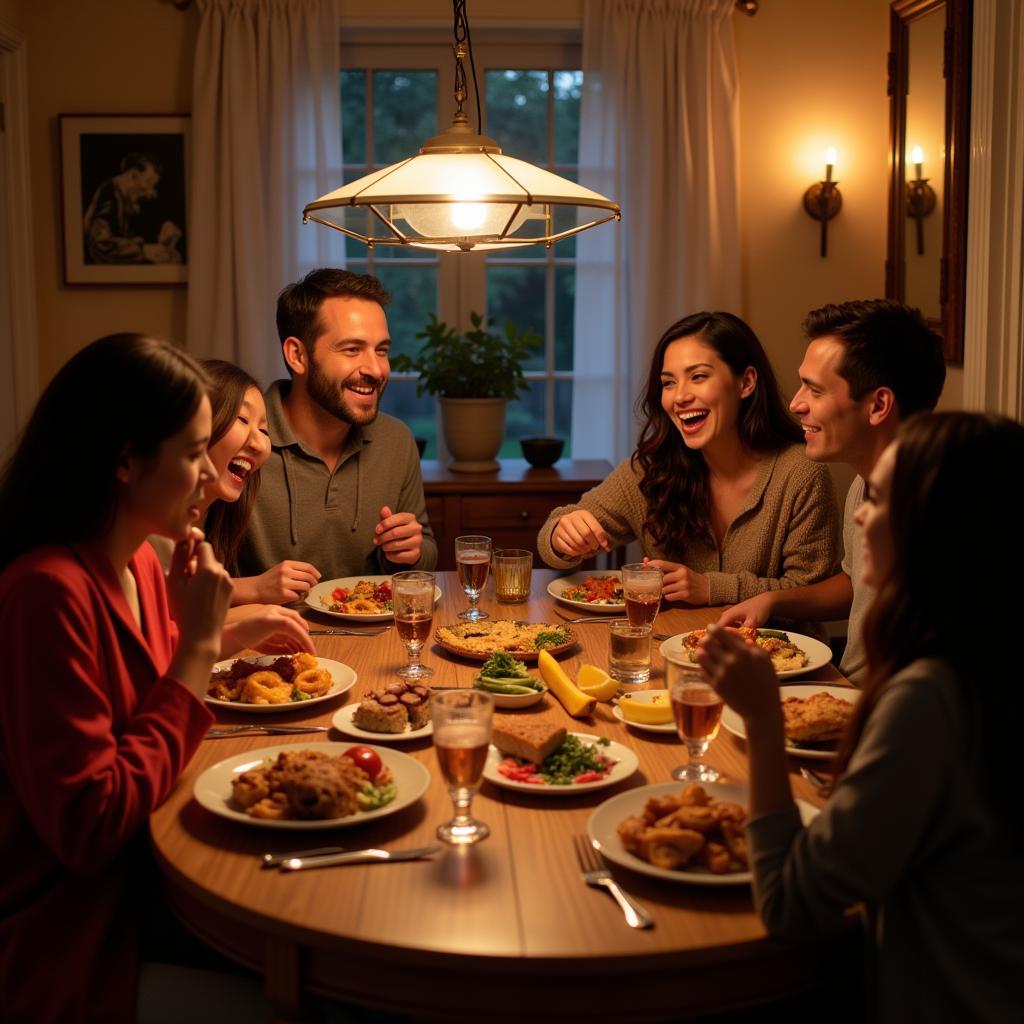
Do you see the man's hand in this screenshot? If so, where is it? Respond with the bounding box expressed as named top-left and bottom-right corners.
top-left (242, 560), bottom-right (321, 605)
top-left (374, 505), bottom-right (423, 565)
top-left (645, 559), bottom-right (710, 605)
top-left (717, 592), bottom-right (774, 628)
top-left (551, 510), bottom-right (609, 559)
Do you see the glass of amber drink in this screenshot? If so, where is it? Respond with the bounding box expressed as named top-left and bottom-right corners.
top-left (621, 562), bottom-right (663, 627)
top-left (432, 690), bottom-right (494, 845)
top-left (455, 535), bottom-right (492, 621)
top-left (666, 650), bottom-right (722, 782)
top-left (393, 571), bottom-right (435, 680)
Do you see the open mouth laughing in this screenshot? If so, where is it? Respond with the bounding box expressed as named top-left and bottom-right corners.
top-left (677, 408), bottom-right (710, 435)
top-left (227, 456), bottom-right (255, 485)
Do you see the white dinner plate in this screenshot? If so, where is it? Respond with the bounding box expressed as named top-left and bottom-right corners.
top-left (483, 732), bottom-right (639, 796)
top-left (659, 630), bottom-right (833, 679)
top-left (721, 683), bottom-right (859, 761)
top-left (306, 575), bottom-right (442, 623)
top-left (588, 781), bottom-right (819, 885)
top-left (332, 703), bottom-right (433, 742)
top-left (547, 571), bottom-right (625, 614)
top-left (205, 656), bottom-right (356, 714)
top-left (193, 741), bottom-right (430, 829)
top-left (611, 703), bottom-right (676, 734)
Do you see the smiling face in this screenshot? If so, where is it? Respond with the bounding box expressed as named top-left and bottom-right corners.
top-left (854, 440), bottom-right (897, 588)
top-left (206, 386), bottom-right (270, 505)
top-left (659, 336), bottom-right (754, 454)
top-left (303, 296), bottom-right (391, 426)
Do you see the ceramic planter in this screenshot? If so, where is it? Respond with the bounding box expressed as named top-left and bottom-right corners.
top-left (439, 396), bottom-right (506, 472)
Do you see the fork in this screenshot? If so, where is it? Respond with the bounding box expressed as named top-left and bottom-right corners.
top-left (573, 835), bottom-right (654, 929)
top-left (308, 626), bottom-right (391, 636)
top-left (553, 610), bottom-right (668, 641)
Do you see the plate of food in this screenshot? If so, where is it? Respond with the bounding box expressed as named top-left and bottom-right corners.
top-left (547, 572), bottom-right (625, 613)
top-left (721, 684), bottom-right (859, 761)
top-left (482, 717), bottom-right (639, 795)
top-left (588, 781), bottom-right (818, 885)
top-left (206, 654), bottom-right (357, 713)
top-left (306, 575), bottom-right (442, 623)
top-left (193, 742), bottom-right (430, 829)
top-left (332, 680), bottom-right (434, 741)
top-left (435, 620), bottom-right (576, 661)
top-left (659, 627), bottom-right (832, 678)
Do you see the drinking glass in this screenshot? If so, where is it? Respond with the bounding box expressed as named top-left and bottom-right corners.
top-left (392, 571), bottom-right (435, 680)
top-left (455, 535), bottom-right (491, 621)
top-left (621, 562), bottom-right (663, 627)
top-left (666, 650), bottom-right (722, 782)
top-left (608, 619), bottom-right (652, 684)
top-left (432, 689), bottom-right (494, 845)
top-left (492, 548), bottom-right (533, 603)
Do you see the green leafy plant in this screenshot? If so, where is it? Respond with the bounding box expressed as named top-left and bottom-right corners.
top-left (391, 311), bottom-right (542, 400)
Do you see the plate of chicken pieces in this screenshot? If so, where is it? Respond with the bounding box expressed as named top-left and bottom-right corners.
top-left (206, 653), bottom-right (356, 713)
top-left (588, 781), bottom-right (818, 885)
top-left (721, 684), bottom-right (859, 761)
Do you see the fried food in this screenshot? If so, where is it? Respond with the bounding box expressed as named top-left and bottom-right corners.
top-left (294, 668), bottom-right (332, 697)
top-left (320, 579), bottom-right (393, 614)
top-left (241, 671), bottom-right (293, 705)
top-left (680, 627), bottom-right (809, 672)
top-left (782, 690), bottom-right (854, 744)
top-left (208, 654), bottom-right (334, 705)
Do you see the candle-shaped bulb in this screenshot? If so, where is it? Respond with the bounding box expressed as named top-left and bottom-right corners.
top-left (824, 147), bottom-right (836, 183)
top-left (911, 145), bottom-right (924, 180)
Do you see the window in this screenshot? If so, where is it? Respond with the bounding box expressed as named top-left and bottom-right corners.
top-left (340, 36), bottom-right (582, 460)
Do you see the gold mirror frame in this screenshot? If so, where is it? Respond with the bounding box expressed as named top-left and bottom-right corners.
top-left (886, 0), bottom-right (972, 364)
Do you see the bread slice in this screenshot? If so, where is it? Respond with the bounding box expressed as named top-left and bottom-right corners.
top-left (491, 714), bottom-right (567, 764)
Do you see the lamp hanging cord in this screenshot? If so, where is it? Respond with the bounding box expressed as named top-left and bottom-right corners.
top-left (452, 0), bottom-right (482, 135)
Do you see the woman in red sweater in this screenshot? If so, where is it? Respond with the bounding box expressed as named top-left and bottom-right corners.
top-left (0, 334), bottom-right (311, 1023)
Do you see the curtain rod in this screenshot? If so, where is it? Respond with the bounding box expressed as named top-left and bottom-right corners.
top-left (172, 1), bottom-right (759, 13)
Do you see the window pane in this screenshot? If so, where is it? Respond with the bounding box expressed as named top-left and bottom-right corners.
top-left (342, 168), bottom-right (372, 259)
top-left (375, 264), bottom-right (439, 361)
top-left (553, 71), bottom-right (582, 165)
top-left (487, 265), bottom-right (546, 371)
top-left (485, 70), bottom-right (548, 167)
top-left (380, 379), bottom-right (438, 459)
top-left (554, 266), bottom-right (575, 371)
top-left (341, 70), bottom-right (367, 165)
top-left (555, 379), bottom-right (573, 456)
top-left (501, 381), bottom-right (547, 457)
top-left (373, 71), bottom-right (437, 166)
top-left (551, 169), bottom-right (578, 258)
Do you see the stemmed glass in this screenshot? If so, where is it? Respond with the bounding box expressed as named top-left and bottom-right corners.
top-left (455, 535), bottom-right (491, 621)
top-left (621, 562), bottom-right (663, 626)
top-left (665, 650), bottom-right (722, 782)
top-left (431, 689), bottom-right (494, 845)
top-left (392, 571), bottom-right (435, 680)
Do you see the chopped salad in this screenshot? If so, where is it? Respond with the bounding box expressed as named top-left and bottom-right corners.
top-left (562, 575), bottom-right (624, 605)
top-left (497, 735), bottom-right (615, 786)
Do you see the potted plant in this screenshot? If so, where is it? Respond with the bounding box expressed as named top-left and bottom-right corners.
top-left (392, 311), bottom-right (542, 472)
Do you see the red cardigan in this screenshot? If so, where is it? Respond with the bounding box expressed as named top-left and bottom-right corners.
top-left (0, 542), bottom-right (213, 1024)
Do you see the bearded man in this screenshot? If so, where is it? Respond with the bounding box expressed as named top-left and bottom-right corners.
top-left (238, 269), bottom-right (437, 584)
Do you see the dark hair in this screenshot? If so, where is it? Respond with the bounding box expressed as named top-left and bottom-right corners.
top-left (634, 312), bottom-right (803, 555)
top-left (120, 152), bottom-right (161, 176)
top-left (802, 299), bottom-right (945, 417)
top-left (200, 360), bottom-right (262, 573)
top-left (834, 412), bottom-right (1024, 848)
top-left (276, 268), bottom-right (391, 363)
top-left (0, 334), bottom-right (207, 570)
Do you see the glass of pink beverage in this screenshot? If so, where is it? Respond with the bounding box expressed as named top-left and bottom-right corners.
top-left (432, 689), bottom-right (494, 845)
top-left (392, 571), bottom-right (435, 680)
top-left (455, 535), bottom-right (492, 622)
top-left (666, 650), bottom-right (722, 782)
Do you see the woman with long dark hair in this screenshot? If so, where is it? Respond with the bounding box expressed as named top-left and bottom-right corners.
top-left (696, 412), bottom-right (1024, 1020)
top-left (538, 312), bottom-right (839, 607)
top-left (0, 334), bottom-right (313, 1023)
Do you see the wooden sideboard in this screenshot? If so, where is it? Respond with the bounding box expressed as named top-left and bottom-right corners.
top-left (420, 458), bottom-right (614, 569)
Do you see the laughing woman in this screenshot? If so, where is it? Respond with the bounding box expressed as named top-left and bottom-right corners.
top-left (696, 412), bottom-right (1024, 1021)
top-left (0, 335), bottom-right (312, 1023)
top-left (537, 312), bottom-right (839, 609)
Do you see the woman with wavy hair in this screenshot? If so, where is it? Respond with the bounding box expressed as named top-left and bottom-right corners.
top-left (538, 312), bottom-right (839, 609)
top-left (696, 412), bottom-right (1024, 1020)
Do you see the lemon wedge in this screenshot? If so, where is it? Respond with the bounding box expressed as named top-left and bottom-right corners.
top-left (618, 689), bottom-right (674, 724)
top-left (576, 664), bottom-right (619, 702)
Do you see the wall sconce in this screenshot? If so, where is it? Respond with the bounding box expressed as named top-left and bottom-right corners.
top-left (905, 145), bottom-right (936, 255)
top-left (803, 147), bottom-right (842, 257)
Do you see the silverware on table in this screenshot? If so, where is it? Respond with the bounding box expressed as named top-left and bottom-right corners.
top-left (206, 725), bottom-right (330, 738)
top-left (262, 845), bottom-right (350, 868)
top-left (276, 845), bottom-right (442, 872)
top-left (573, 835), bottom-right (654, 929)
top-left (553, 611), bottom-right (618, 625)
top-left (309, 626), bottom-right (391, 636)
top-left (799, 766), bottom-right (830, 789)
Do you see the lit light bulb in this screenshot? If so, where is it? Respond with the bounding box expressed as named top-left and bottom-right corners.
top-left (824, 147), bottom-right (837, 182)
top-left (911, 145), bottom-right (924, 164)
top-left (451, 203), bottom-right (487, 231)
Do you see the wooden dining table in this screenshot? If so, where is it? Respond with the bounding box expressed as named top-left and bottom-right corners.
top-left (149, 571), bottom-right (858, 1024)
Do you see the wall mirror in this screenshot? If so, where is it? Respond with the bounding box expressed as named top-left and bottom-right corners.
top-left (886, 0), bottom-right (971, 363)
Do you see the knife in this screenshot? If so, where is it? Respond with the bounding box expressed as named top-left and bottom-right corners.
top-left (206, 725), bottom-right (330, 738)
top-left (277, 845), bottom-right (442, 871)
top-left (309, 628), bottom-right (390, 636)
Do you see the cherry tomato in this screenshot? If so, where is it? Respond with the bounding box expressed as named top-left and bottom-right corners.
top-left (343, 745), bottom-right (382, 782)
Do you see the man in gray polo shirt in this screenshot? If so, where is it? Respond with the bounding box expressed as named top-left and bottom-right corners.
top-left (718, 300), bottom-right (945, 683)
top-left (237, 269), bottom-right (437, 586)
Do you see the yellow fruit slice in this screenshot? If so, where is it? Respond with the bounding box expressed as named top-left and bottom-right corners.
top-left (576, 664), bottom-right (619, 702)
top-left (618, 690), bottom-right (673, 724)
top-left (538, 650), bottom-right (596, 717)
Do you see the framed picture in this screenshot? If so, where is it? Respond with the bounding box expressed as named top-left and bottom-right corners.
top-left (59, 114), bottom-right (189, 285)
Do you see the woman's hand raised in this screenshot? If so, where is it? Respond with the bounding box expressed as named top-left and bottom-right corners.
top-left (645, 559), bottom-right (710, 605)
top-left (220, 606), bottom-right (315, 658)
top-left (232, 560), bottom-right (321, 605)
top-left (552, 510), bottom-right (610, 559)
top-left (694, 624), bottom-right (779, 723)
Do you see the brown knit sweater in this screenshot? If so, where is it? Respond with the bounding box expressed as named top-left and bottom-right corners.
top-left (536, 444), bottom-right (840, 606)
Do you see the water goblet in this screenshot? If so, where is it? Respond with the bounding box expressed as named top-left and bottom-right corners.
top-left (666, 650), bottom-right (722, 782)
top-left (392, 570), bottom-right (435, 680)
top-left (455, 535), bottom-right (491, 621)
top-left (432, 689), bottom-right (494, 845)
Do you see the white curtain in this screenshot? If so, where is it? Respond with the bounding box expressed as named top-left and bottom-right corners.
top-left (573, 0), bottom-right (741, 462)
top-left (187, 0), bottom-right (345, 385)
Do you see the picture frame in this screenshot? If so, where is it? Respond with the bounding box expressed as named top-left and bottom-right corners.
top-left (59, 114), bottom-right (189, 285)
